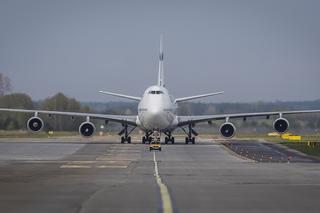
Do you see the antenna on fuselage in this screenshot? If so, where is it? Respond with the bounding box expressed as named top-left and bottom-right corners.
top-left (158, 34), bottom-right (165, 87)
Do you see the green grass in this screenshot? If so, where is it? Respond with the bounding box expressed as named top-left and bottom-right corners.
top-left (283, 142), bottom-right (320, 158)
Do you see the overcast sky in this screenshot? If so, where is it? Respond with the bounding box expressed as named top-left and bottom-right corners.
top-left (0, 0), bottom-right (319, 103)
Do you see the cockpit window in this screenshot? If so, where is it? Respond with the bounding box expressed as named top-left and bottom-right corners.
top-left (148, 90), bottom-right (164, 94)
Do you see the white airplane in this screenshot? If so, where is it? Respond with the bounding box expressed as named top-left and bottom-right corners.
top-left (1, 37), bottom-right (320, 144)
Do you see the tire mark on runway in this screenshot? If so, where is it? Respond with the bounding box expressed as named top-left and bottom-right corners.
top-left (153, 152), bottom-right (173, 213)
top-left (217, 140), bottom-right (256, 162)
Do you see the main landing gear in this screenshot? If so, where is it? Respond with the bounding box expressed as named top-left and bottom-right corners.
top-left (142, 131), bottom-right (153, 144)
top-left (181, 123), bottom-right (198, 144)
top-left (119, 124), bottom-right (135, 143)
top-left (163, 131), bottom-right (175, 144)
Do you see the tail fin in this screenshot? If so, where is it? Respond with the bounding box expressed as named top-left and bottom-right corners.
top-left (158, 34), bottom-right (165, 87)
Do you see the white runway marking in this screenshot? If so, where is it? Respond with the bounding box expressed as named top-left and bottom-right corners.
top-left (153, 152), bottom-right (173, 213)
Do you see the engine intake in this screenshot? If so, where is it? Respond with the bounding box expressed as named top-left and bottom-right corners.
top-left (219, 122), bottom-right (236, 138)
top-left (27, 117), bottom-right (44, 132)
top-left (79, 122), bottom-right (95, 137)
top-left (273, 118), bottom-right (289, 134)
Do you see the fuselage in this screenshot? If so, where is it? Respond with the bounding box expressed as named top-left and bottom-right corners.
top-left (137, 85), bottom-right (178, 131)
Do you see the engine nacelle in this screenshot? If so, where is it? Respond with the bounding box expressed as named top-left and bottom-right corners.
top-left (219, 122), bottom-right (236, 138)
top-left (27, 117), bottom-right (44, 132)
top-left (273, 118), bottom-right (289, 134)
top-left (79, 122), bottom-right (95, 137)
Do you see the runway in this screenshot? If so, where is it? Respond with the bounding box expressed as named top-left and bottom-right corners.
top-left (1, 138), bottom-right (320, 213)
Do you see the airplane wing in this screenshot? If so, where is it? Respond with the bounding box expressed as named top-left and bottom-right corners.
top-left (0, 108), bottom-right (137, 126)
top-left (175, 91), bottom-right (224, 103)
top-left (177, 110), bottom-right (320, 126)
top-left (99, 91), bottom-right (141, 101)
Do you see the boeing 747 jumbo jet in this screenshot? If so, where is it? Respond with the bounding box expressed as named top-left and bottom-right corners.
top-left (1, 37), bottom-right (320, 144)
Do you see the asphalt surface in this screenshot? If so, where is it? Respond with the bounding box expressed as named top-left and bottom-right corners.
top-left (1, 138), bottom-right (320, 213)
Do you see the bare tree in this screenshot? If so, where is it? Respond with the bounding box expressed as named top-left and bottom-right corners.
top-left (0, 73), bottom-right (12, 96)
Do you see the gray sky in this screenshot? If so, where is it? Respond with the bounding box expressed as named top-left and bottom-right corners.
top-left (0, 0), bottom-right (319, 103)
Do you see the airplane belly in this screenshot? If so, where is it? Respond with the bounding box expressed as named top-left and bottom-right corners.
top-left (139, 111), bottom-right (173, 130)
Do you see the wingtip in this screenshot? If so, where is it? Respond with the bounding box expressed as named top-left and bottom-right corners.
top-left (99, 91), bottom-right (107, 94)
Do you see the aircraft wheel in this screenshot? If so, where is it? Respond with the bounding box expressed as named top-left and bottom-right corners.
top-left (171, 137), bottom-right (175, 144)
top-left (185, 137), bottom-right (189, 144)
top-left (121, 137), bottom-right (125, 144)
top-left (142, 136), bottom-right (146, 144)
top-left (128, 137), bottom-right (131, 143)
top-left (192, 137), bottom-right (195, 144)
top-left (165, 137), bottom-right (168, 144)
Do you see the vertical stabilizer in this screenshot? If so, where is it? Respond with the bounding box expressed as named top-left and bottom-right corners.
top-left (158, 34), bottom-right (165, 87)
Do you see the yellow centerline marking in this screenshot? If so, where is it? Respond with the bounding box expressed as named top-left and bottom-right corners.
top-left (153, 152), bottom-right (173, 213)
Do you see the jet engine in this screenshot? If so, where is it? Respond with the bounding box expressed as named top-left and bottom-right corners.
top-left (79, 121), bottom-right (95, 137)
top-left (27, 116), bottom-right (44, 132)
top-left (273, 118), bottom-right (289, 134)
top-left (219, 122), bottom-right (236, 138)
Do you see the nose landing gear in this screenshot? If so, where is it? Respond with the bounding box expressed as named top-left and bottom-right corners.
top-left (142, 131), bottom-right (152, 144)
